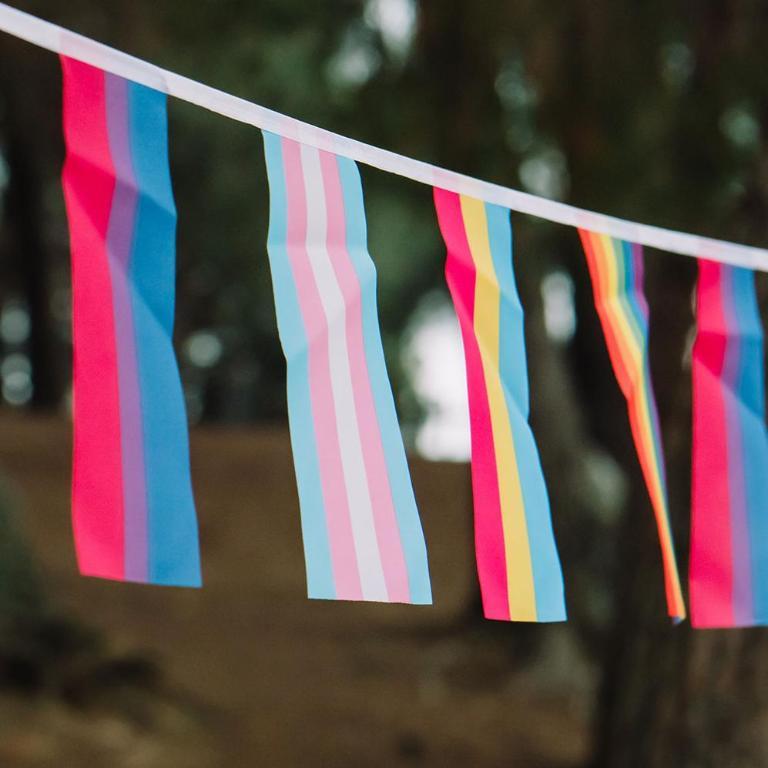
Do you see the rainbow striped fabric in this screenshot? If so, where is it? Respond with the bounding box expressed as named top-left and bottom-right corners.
top-left (262, 132), bottom-right (432, 604)
top-left (61, 57), bottom-right (201, 586)
top-left (434, 189), bottom-right (565, 622)
top-left (691, 261), bottom-right (768, 627)
top-left (578, 230), bottom-right (685, 620)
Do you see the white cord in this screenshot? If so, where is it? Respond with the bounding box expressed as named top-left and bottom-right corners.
top-left (1, 2), bottom-right (767, 270)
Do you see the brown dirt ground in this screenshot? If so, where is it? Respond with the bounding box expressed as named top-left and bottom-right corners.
top-left (0, 412), bottom-right (590, 767)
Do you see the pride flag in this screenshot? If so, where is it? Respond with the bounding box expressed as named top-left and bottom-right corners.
top-left (434, 189), bottom-right (565, 622)
top-left (690, 261), bottom-right (768, 627)
top-left (262, 132), bottom-right (432, 604)
top-left (61, 57), bottom-right (200, 586)
top-left (578, 230), bottom-right (685, 620)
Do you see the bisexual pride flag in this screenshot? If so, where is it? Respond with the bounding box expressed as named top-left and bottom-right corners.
top-left (262, 132), bottom-right (432, 604)
top-left (61, 57), bottom-right (200, 586)
top-left (691, 260), bottom-right (768, 627)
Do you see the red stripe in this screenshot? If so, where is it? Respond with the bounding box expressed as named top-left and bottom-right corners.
top-left (61, 57), bottom-right (125, 579)
top-left (690, 260), bottom-right (734, 626)
top-left (434, 188), bottom-right (510, 620)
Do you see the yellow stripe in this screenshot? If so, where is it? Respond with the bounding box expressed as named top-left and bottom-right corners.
top-left (460, 195), bottom-right (537, 621)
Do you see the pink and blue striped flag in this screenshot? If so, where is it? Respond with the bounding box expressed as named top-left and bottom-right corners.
top-left (262, 132), bottom-right (432, 604)
top-left (61, 57), bottom-right (201, 586)
top-left (691, 260), bottom-right (768, 627)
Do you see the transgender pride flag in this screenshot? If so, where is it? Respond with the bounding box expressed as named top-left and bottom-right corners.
top-left (262, 132), bottom-right (431, 604)
top-left (61, 57), bottom-right (200, 586)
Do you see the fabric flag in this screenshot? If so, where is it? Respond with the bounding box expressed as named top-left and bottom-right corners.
top-left (262, 131), bottom-right (432, 604)
top-left (690, 260), bottom-right (768, 627)
top-left (434, 189), bottom-right (565, 622)
top-left (61, 57), bottom-right (201, 586)
top-left (577, 230), bottom-right (685, 620)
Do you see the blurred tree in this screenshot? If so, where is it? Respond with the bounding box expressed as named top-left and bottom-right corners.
top-left (1, 1), bottom-right (768, 765)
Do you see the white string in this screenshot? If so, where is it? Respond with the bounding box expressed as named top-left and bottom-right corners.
top-left (1, 2), bottom-right (767, 271)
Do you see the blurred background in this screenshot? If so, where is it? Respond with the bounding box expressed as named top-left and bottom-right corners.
top-left (0, 0), bottom-right (768, 765)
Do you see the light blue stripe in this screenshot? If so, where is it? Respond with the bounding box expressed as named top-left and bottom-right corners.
top-left (127, 83), bottom-right (200, 586)
top-left (731, 267), bottom-right (768, 622)
top-left (262, 131), bottom-right (335, 599)
top-left (486, 202), bottom-right (565, 621)
top-left (337, 156), bottom-right (431, 604)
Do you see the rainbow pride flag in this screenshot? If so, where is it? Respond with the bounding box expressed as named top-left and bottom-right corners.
top-left (61, 57), bottom-right (200, 586)
top-left (262, 132), bottom-right (431, 604)
top-left (690, 260), bottom-right (768, 627)
top-left (434, 189), bottom-right (565, 622)
top-left (578, 230), bottom-right (685, 620)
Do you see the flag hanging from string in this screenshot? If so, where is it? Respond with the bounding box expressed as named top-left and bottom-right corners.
top-left (434, 189), bottom-right (565, 622)
top-left (690, 260), bottom-right (768, 628)
top-left (61, 57), bottom-right (201, 586)
top-left (577, 230), bottom-right (685, 620)
top-left (262, 131), bottom-right (432, 604)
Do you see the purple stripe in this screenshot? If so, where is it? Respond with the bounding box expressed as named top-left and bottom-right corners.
top-left (631, 243), bottom-right (649, 320)
top-left (722, 272), bottom-right (750, 618)
top-left (105, 73), bottom-right (148, 582)
top-left (721, 270), bottom-right (753, 623)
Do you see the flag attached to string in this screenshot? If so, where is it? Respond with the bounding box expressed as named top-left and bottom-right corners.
top-left (578, 230), bottom-right (685, 620)
top-left (434, 189), bottom-right (565, 622)
top-left (262, 132), bottom-right (432, 604)
top-left (690, 261), bottom-right (768, 628)
top-left (61, 57), bottom-right (201, 586)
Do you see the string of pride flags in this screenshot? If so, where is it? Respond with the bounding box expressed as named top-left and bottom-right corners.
top-left (1, 5), bottom-right (767, 628)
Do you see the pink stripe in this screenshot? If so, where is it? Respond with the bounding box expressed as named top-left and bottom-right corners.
top-left (434, 188), bottom-right (510, 620)
top-left (61, 57), bottom-right (125, 579)
top-left (691, 260), bottom-right (734, 626)
top-left (281, 138), bottom-right (363, 600)
top-left (318, 150), bottom-right (409, 602)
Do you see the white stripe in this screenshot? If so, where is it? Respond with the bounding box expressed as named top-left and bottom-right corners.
top-left (299, 144), bottom-right (387, 601)
top-left (0, 3), bottom-right (766, 270)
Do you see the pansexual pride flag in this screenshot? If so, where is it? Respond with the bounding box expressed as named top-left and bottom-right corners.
top-left (262, 132), bottom-right (431, 604)
top-left (690, 260), bottom-right (768, 627)
top-left (578, 230), bottom-right (685, 620)
top-left (61, 57), bottom-right (200, 586)
top-left (434, 189), bottom-right (565, 622)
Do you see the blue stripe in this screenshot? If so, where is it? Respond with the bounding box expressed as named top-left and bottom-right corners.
top-left (485, 202), bottom-right (565, 621)
top-left (618, 239), bottom-right (647, 345)
top-left (337, 156), bottom-right (431, 604)
top-left (127, 83), bottom-right (201, 586)
top-left (262, 131), bottom-right (335, 599)
top-left (731, 267), bottom-right (768, 622)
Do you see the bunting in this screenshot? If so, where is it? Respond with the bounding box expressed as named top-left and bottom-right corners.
top-left (690, 261), bottom-right (768, 627)
top-left (434, 189), bottom-right (565, 622)
top-left (61, 57), bottom-right (201, 586)
top-left (262, 131), bottom-right (432, 604)
top-left (577, 230), bottom-right (685, 620)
